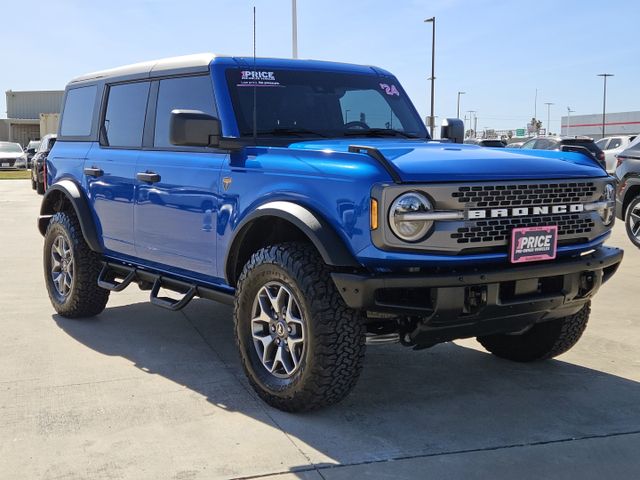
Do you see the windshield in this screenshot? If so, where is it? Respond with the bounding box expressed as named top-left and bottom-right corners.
top-left (0, 142), bottom-right (24, 154)
top-left (225, 68), bottom-right (428, 139)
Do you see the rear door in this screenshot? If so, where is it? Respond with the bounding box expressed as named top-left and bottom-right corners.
top-left (134, 75), bottom-right (225, 279)
top-left (86, 81), bottom-right (150, 257)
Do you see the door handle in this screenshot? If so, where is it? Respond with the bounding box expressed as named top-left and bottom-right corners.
top-left (136, 171), bottom-right (161, 183)
top-left (84, 166), bottom-right (104, 178)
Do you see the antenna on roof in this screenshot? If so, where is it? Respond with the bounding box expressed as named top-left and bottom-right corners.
top-left (252, 6), bottom-right (257, 145)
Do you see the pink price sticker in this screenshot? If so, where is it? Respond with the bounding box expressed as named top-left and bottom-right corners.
top-left (510, 225), bottom-right (558, 264)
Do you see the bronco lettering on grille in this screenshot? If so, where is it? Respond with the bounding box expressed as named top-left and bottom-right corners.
top-left (467, 204), bottom-right (585, 220)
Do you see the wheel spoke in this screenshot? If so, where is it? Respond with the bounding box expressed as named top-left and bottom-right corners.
top-left (253, 332), bottom-right (275, 365)
top-left (51, 253), bottom-right (61, 271)
top-left (633, 223), bottom-right (640, 237)
top-left (63, 273), bottom-right (72, 292)
top-left (54, 272), bottom-right (64, 294)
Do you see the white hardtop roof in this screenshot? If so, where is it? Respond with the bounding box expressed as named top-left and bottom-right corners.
top-left (70, 53), bottom-right (218, 84)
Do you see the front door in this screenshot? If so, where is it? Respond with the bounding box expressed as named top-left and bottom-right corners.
top-left (134, 75), bottom-right (225, 279)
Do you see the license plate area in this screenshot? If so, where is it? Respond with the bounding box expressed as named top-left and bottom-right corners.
top-left (510, 225), bottom-right (558, 264)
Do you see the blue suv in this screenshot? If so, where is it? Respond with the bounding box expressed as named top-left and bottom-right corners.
top-left (40, 54), bottom-right (622, 411)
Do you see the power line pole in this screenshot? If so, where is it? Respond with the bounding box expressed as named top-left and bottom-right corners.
top-left (597, 73), bottom-right (614, 138)
top-left (424, 17), bottom-right (436, 137)
top-left (544, 102), bottom-right (554, 136)
top-left (292, 0), bottom-right (298, 59)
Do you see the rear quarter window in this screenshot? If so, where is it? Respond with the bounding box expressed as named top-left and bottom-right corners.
top-left (59, 85), bottom-right (98, 137)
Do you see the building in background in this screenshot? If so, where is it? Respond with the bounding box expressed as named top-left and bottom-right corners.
top-left (0, 90), bottom-right (64, 146)
top-left (560, 111), bottom-right (640, 139)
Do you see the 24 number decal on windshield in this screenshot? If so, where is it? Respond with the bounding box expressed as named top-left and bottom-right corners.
top-left (379, 83), bottom-right (400, 96)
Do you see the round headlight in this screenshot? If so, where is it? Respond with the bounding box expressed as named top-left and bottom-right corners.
top-left (388, 192), bottom-right (433, 242)
top-left (601, 183), bottom-right (615, 226)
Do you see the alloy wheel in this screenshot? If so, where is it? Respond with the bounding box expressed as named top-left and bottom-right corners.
top-left (251, 281), bottom-right (306, 378)
top-left (51, 235), bottom-right (74, 297)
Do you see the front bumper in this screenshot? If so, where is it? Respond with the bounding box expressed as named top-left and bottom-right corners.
top-left (332, 246), bottom-right (623, 345)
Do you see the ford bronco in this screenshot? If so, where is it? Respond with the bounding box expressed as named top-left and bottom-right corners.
top-left (40, 54), bottom-right (622, 411)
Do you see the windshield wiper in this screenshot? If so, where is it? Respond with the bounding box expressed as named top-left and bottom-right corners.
top-left (255, 127), bottom-right (329, 138)
top-left (343, 128), bottom-right (421, 139)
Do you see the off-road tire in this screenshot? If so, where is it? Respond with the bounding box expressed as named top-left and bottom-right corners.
top-left (43, 211), bottom-right (109, 318)
top-left (624, 195), bottom-right (640, 248)
top-left (477, 302), bottom-right (590, 362)
top-left (234, 242), bottom-right (366, 412)
top-left (36, 178), bottom-right (45, 195)
top-left (31, 177), bottom-right (36, 190)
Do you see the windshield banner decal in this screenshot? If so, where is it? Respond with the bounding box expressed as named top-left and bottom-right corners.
top-left (238, 71), bottom-right (281, 87)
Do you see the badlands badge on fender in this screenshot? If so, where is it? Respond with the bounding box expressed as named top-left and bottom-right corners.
top-left (510, 225), bottom-right (558, 264)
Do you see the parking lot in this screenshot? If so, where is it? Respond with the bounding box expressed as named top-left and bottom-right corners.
top-left (1, 179), bottom-right (639, 479)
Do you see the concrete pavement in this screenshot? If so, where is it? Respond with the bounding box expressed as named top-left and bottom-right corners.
top-left (1, 179), bottom-right (639, 479)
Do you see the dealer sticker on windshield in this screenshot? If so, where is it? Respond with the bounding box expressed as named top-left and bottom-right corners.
top-left (510, 225), bottom-right (558, 264)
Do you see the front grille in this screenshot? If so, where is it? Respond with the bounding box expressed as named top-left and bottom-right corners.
top-left (451, 214), bottom-right (596, 244)
top-left (452, 182), bottom-right (598, 209)
top-left (372, 178), bottom-right (609, 255)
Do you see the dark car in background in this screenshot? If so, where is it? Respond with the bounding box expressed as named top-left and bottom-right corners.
top-left (25, 139), bottom-right (41, 168)
top-left (463, 138), bottom-right (506, 147)
top-left (521, 136), bottom-right (605, 169)
top-left (614, 135), bottom-right (640, 247)
top-left (31, 134), bottom-right (56, 194)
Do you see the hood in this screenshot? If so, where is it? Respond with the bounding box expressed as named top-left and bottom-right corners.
top-left (288, 139), bottom-right (606, 182)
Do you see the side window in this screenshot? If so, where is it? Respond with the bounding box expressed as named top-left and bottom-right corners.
top-left (154, 76), bottom-right (217, 148)
top-left (595, 138), bottom-right (608, 149)
top-left (60, 85), bottom-right (97, 137)
top-left (533, 139), bottom-right (549, 149)
top-left (47, 138), bottom-right (57, 151)
top-left (608, 138), bottom-right (622, 150)
top-left (103, 82), bottom-right (150, 148)
top-left (521, 139), bottom-right (537, 149)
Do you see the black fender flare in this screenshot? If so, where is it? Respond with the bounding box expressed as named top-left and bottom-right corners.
top-left (38, 179), bottom-right (103, 253)
top-left (225, 201), bottom-right (360, 284)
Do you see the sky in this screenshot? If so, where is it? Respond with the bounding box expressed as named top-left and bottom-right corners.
top-left (1, 0), bottom-right (638, 134)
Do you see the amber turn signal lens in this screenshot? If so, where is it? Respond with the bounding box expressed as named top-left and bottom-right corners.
top-left (370, 198), bottom-right (378, 230)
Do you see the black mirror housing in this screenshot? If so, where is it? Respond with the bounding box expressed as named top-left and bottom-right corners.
top-left (440, 118), bottom-right (464, 144)
top-left (170, 109), bottom-right (221, 147)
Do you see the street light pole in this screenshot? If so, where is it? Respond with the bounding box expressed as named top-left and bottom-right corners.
top-left (544, 102), bottom-right (554, 136)
top-left (597, 73), bottom-right (614, 138)
top-left (566, 107), bottom-right (575, 135)
top-left (291, 0), bottom-right (298, 59)
top-left (424, 17), bottom-right (436, 137)
top-left (456, 91), bottom-right (465, 119)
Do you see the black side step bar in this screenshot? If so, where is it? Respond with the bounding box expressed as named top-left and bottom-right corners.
top-left (98, 263), bottom-right (136, 292)
top-left (150, 278), bottom-right (197, 311)
top-left (98, 262), bottom-right (234, 311)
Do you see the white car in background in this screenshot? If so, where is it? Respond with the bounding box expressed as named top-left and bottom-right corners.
top-left (0, 142), bottom-right (27, 169)
top-left (596, 135), bottom-right (637, 173)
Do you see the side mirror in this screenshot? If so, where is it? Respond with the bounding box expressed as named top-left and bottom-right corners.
top-left (440, 118), bottom-right (464, 144)
top-left (170, 109), bottom-right (221, 147)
